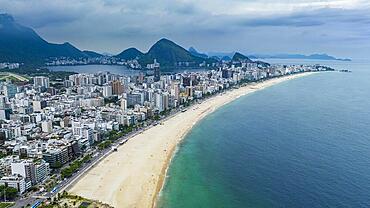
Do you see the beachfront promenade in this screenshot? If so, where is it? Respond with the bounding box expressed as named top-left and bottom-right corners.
top-left (69, 73), bottom-right (314, 208)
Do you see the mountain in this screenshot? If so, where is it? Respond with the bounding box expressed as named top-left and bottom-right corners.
top-left (305, 54), bottom-right (351, 61)
top-left (102, 52), bottom-right (114, 57)
top-left (232, 52), bottom-right (253, 63)
top-left (83, 50), bottom-right (103, 58)
top-left (138, 38), bottom-right (206, 67)
top-left (251, 53), bottom-right (351, 61)
top-left (254, 60), bottom-right (270, 68)
top-left (115, 48), bottom-right (144, 60)
top-left (0, 13), bottom-right (86, 65)
top-left (230, 52), bottom-right (270, 67)
top-left (221, 56), bottom-right (232, 61)
top-left (248, 55), bottom-right (258, 59)
top-left (210, 56), bottom-right (221, 61)
top-left (188, 47), bottom-right (208, 59)
top-left (207, 51), bottom-right (236, 60)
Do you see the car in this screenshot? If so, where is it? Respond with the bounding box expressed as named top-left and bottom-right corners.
top-left (31, 200), bottom-right (42, 208)
top-left (50, 187), bottom-right (58, 194)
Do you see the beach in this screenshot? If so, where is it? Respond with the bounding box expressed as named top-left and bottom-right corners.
top-left (68, 72), bottom-right (314, 208)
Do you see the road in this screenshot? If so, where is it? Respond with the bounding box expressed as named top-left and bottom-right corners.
top-left (11, 108), bottom-right (185, 208)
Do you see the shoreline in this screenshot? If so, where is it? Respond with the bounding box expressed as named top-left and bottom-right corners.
top-left (69, 72), bottom-right (315, 208)
top-left (151, 105), bottom-right (215, 208)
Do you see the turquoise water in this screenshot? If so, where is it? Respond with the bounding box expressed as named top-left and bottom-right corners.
top-left (158, 59), bottom-right (370, 207)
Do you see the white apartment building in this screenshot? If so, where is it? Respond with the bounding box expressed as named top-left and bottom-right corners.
top-left (33, 76), bottom-right (50, 89)
top-left (121, 98), bottom-right (127, 112)
top-left (102, 85), bottom-right (112, 97)
top-left (0, 175), bottom-right (27, 194)
top-left (41, 120), bottom-right (53, 133)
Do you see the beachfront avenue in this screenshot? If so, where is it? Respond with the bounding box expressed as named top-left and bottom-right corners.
top-left (0, 59), bottom-right (334, 207)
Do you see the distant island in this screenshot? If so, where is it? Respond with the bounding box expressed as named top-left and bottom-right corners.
top-left (249, 53), bottom-right (351, 61)
top-left (206, 51), bottom-right (351, 62)
top-left (197, 50), bottom-right (351, 62)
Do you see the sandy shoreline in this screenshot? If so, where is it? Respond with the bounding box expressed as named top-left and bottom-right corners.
top-left (69, 72), bottom-right (314, 208)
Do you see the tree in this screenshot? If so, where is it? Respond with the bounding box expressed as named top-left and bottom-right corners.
top-left (0, 152), bottom-right (6, 159)
top-left (52, 161), bottom-right (62, 169)
top-left (6, 187), bottom-right (18, 199)
top-left (28, 186), bottom-right (38, 192)
top-left (0, 185), bottom-right (18, 199)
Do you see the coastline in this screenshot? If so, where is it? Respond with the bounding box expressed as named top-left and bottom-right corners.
top-left (69, 72), bottom-right (315, 208)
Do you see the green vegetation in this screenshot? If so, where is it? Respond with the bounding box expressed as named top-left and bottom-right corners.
top-left (0, 74), bottom-right (27, 82)
top-left (153, 115), bottom-right (160, 120)
top-left (232, 52), bottom-right (253, 62)
top-left (28, 186), bottom-right (39, 192)
top-left (115, 48), bottom-right (144, 60)
top-left (39, 191), bottom-right (113, 208)
top-left (121, 125), bottom-right (135, 135)
top-left (51, 161), bottom-right (63, 169)
top-left (61, 161), bottom-right (80, 178)
top-left (1, 67), bottom-right (76, 82)
top-left (0, 152), bottom-right (6, 159)
top-left (107, 130), bottom-right (124, 141)
top-left (97, 140), bottom-right (112, 150)
top-left (96, 126), bottom-right (136, 150)
top-left (44, 176), bottom-right (58, 192)
top-left (0, 202), bottom-right (14, 208)
top-left (139, 38), bottom-right (207, 67)
top-left (0, 14), bottom-right (86, 65)
top-left (0, 185), bottom-right (18, 200)
top-left (61, 154), bottom-right (92, 179)
top-left (160, 109), bottom-right (171, 116)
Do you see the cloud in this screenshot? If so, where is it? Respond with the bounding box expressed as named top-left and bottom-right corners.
top-left (240, 17), bottom-right (324, 27)
top-left (0, 0), bottom-right (87, 27)
top-left (0, 0), bottom-right (369, 57)
top-left (237, 7), bottom-right (370, 27)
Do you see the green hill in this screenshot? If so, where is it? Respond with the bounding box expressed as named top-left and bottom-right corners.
top-left (232, 52), bottom-right (253, 63)
top-left (115, 47), bottom-right (144, 60)
top-left (232, 52), bottom-right (270, 67)
top-left (139, 38), bottom-right (206, 67)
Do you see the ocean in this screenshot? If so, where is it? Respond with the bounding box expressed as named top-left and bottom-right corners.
top-left (158, 59), bottom-right (370, 208)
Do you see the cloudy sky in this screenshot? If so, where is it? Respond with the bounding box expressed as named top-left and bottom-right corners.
top-left (1, 0), bottom-right (370, 58)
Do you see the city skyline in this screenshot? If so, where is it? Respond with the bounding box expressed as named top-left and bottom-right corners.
top-left (1, 0), bottom-right (369, 58)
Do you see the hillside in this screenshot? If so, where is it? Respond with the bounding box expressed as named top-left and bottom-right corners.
top-left (83, 50), bottom-right (103, 58)
top-left (231, 52), bottom-right (270, 67)
top-left (232, 52), bottom-right (253, 63)
top-left (138, 38), bottom-right (206, 67)
top-left (188, 47), bottom-right (208, 58)
top-left (0, 13), bottom-right (86, 64)
top-left (115, 48), bottom-right (144, 60)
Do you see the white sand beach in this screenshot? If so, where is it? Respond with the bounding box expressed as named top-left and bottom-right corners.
top-left (69, 72), bottom-right (314, 208)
